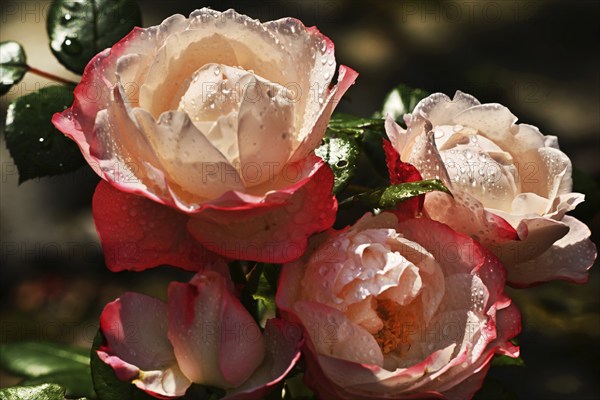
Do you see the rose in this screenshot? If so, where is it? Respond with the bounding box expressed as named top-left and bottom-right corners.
top-left (98, 267), bottom-right (301, 398)
top-left (385, 91), bottom-right (596, 286)
top-left (276, 213), bottom-right (520, 399)
top-left (52, 8), bottom-right (358, 270)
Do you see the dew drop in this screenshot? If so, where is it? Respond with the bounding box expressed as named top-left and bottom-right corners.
top-left (320, 40), bottom-right (327, 53)
top-left (61, 37), bottom-right (82, 55)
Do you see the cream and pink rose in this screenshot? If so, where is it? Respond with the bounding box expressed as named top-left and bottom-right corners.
top-left (98, 266), bottom-right (301, 398)
top-left (53, 8), bottom-right (357, 270)
top-left (385, 92), bottom-right (596, 286)
top-left (277, 213), bottom-right (520, 399)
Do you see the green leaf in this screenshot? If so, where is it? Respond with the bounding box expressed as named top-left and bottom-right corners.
top-left (338, 179), bottom-right (451, 210)
top-left (90, 331), bottom-right (156, 400)
top-left (0, 383), bottom-right (66, 400)
top-left (20, 369), bottom-right (95, 398)
top-left (253, 271), bottom-right (279, 326)
top-left (375, 84), bottom-right (430, 121)
top-left (3, 85), bottom-right (86, 183)
top-left (283, 373), bottom-right (316, 400)
top-left (0, 341), bottom-right (89, 378)
top-left (491, 354), bottom-right (525, 367)
top-left (47, 0), bottom-right (142, 74)
top-left (245, 263), bottom-right (280, 327)
top-left (0, 41), bottom-right (28, 96)
top-left (320, 114), bottom-right (385, 193)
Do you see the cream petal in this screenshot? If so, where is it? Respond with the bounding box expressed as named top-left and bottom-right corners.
top-left (511, 123), bottom-right (547, 152)
top-left (510, 192), bottom-right (551, 216)
top-left (411, 91), bottom-right (480, 127)
top-left (384, 116), bottom-right (411, 156)
top-left (288, 65), bottom-right (358, 163)
top-left (140, 9), bottom-right (293, 118)
top-left (236, 74), bottom-right (295, 187)
top-left (140, 31), bottom-right (238, 117)
top-left (133, 109), bottom-right (244, 200)
top-left (406, 131), bottom-right (452, 186)
top-left (538, 146), bottom-right (573, 200)
top-left (264, 18), bottom-right (336, 146)
top-left (453, 104), bottom-right (518, 145)
top-left (423, 191), bottom-right (518, 249)
top-left (507, 216), bottom-right (596, 286)
top-left (439, 144), bottom-right (519, 211)
top-left (294, 300), bottom-right (384, 366)
top-left (494, 216), bottom-right (570, 267)
top-left (548, 192), bottom-right (585, 219)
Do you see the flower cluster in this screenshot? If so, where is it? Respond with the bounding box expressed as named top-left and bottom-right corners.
top-left (53, 8), bottom-right (596, 400)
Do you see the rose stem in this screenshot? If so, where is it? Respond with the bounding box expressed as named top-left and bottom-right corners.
top-left (27, 66), bottom-right (78, 86)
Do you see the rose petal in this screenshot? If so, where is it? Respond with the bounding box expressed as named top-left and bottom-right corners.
top-left (236, 74), bottom-right (296, 187)
top-left (264, 19), bottom-right (336, 145)
top-left (507, 216), bottom-right (596, 286)
top-left (187, 156), bottom-right (336, 263)
top-left (453, 104), bottom-right (518, 144)
top-left (168, 271), bottom-right (265, 388)
top-left (99, 292), bottom-right (191, 397)
top-left (423, 191), bottom-right (519, 249)
top-left (383, 137), bottom-right (423, 219)
top-left (289, 65), bottom-right (358, 163)
top-left (140, 9), bottom-right (293, 118)
top-left (224, 319), bottom-right (303, 399)
top-left (412, 91), bottom-right (481, 127)
top-left (92, 180), bottom-right (217, 272)
top-left (294, 300), bottom-right (384, 366)
top-left (133, 109), bottom-right (245, 201)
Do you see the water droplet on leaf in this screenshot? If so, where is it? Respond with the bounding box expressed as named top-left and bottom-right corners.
top-left (61, 37), bottom-right (82, 55)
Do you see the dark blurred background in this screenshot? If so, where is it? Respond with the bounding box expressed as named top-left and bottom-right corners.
top-left (1, 1), bottom-right (599, 398)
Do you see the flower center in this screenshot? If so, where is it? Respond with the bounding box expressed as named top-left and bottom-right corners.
top-left (373, 299), bottom-right (417, 355)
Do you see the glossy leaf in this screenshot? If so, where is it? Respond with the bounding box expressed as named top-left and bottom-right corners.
top-left (319, 114), bottom-right (385, 193)
top-left (338, 179), bottom-right (450, 210)
top-left (0, 383), bottom-right (66, 400)
top-left (3, 85), bottom-right (86, 183)
top-left (0, 341), bottom-right (89, 377)
top-left (491, 354), bottom-right (525, 367)
top-left (375, 84), bottom-right (430, 121)
top-left (19, 369), bottom-right (95, 398)
top-left (247, 263), bottom-right (279, 327)
top-left (47, 0), bottom-right (142, 74)
top-left (0, 41), bottom-right (27, 95)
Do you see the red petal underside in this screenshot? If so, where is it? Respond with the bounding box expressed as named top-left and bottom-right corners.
top-left (383, 138), bottom-right (424, 220)
top-left (93, 180), bottom-right (218, 272)
top-left (187, 162), bottom-right (337, 263)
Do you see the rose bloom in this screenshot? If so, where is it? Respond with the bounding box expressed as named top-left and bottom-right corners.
top-left (53, 8), bottom-right (357, 270)
top-left (98, 266), bottom-right (301, 398)
top-left (385, 92), bottom-right (596, 286)
top-left (277, 213), bottom-right (520, 399)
